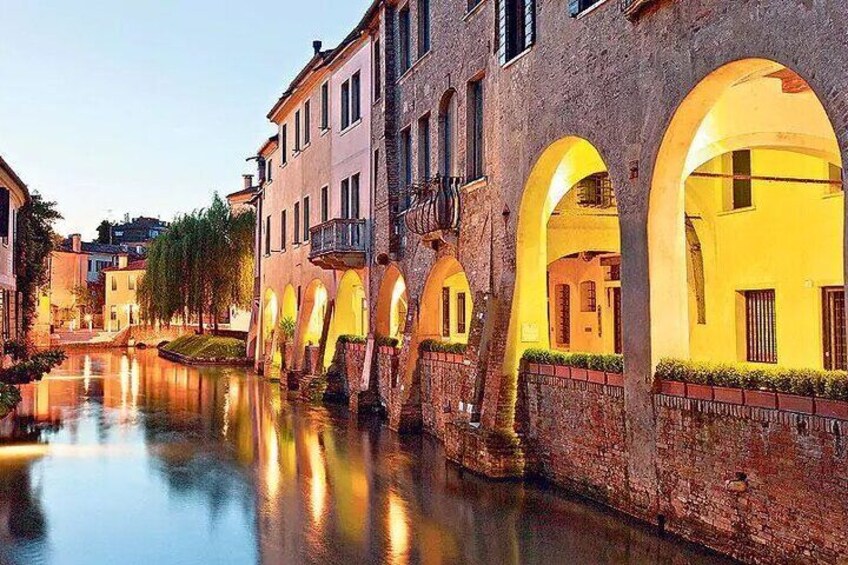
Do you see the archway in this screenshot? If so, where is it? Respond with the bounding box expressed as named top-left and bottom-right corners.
top-left (376, 265), bottom-right (408, 341)
top-left (419, 257), bottom-right (473, 344)
top-left (295, 279), bottom-right (328, 369)
top-left (262, 288), bottom-right (279, 358)
top-left (649, 58), bottom-right (843, 369)
top-left (505, 137), bottom-right (621, 376)
top-left (324, 270), bottom-right (368, 367)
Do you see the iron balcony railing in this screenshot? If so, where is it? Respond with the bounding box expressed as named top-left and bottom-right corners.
top-left (309, 217), bottom-right (366, 258)
top-left (402, 175), bottom-right (463, 236)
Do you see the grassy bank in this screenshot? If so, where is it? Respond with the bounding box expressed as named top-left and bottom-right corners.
top-left (161, 335), bottom-right (246, 361)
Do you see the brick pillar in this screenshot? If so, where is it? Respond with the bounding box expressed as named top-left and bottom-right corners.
top-left (388, 299), bottom-right (422, 433)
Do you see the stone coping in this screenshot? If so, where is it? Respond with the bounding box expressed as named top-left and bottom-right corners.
top-left (525, 362), bottom-right (624, 387)
top-left (421, 351), bottom-right (466, 365)
top-left (157, 347), bottom-right (252, 367)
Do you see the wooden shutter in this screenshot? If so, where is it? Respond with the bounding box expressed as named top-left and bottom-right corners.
top-left (0, 188), bottom-right (9, 239)
top-left (497, 0), bottom-right (507, 64)
top-left (524, 0), bottom-right (535, 49)
top-left (568, 0), bottom-right (580, 16)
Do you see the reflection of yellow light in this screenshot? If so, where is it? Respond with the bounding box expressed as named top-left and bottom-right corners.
top-left (83, 355), bottom-right (92, 393)
top-left (0, 443), bottom-right (147, 460)
top-left (388, 491), bottom-right (410, 565)
top-left (307, 432), bottom-right (326, 524)
top-left (264, 416), bottom-right (281, 497)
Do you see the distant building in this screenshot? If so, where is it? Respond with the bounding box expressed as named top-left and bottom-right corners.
top-left (110, 216), bottom-right (168, 246)
top-left (226, 176), bottom-right (259, 333)
top-left (0, 155), bottom-right (31, 342)
top-left (103, 258), bottom-right (146, 332)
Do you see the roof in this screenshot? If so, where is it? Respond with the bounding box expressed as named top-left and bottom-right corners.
top-left (113, 216), bottom-right (168, 230)
top-left (103, 260), bottom-right (147, 273)
top-left (0, 155), bottom-right (32, 205)
top-left (58, 238), bottom-right (146, 257)
top-left (226, 186), bottom-right (258, 201)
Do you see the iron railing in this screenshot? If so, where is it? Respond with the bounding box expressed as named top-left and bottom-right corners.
top-left (309, 218), bottom-right (366, 258)
top-left (402, 175), bottom-right (463, 236)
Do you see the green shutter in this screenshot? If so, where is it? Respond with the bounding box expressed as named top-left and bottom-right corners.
top-left (497, 0), bottom-right (507, 65)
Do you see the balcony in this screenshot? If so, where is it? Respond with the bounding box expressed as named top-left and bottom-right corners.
top-left (308, 218), bottom-right (367, 270)
top-left (403, 175), bottom-right (462, 239)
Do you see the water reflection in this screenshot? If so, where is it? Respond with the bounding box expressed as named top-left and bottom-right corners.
top-left (0, 350), bottom-right (731, 565)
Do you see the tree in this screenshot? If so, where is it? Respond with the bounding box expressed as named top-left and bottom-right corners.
top-left (16, 191), bottom-right (62, 341)
top-left (138, 193), bottom-right (254, 333)
top-left (72, 272), bottom-right (105, 319)
top-left (96, 220), bottom-right (113, 244)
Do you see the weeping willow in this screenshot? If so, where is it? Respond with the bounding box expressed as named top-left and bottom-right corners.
top-left (138, 193), bottom-right (255, 332)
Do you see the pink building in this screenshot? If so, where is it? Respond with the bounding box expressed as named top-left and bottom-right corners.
top-left (0, 156), bottom-right (30, 342)
top-left (252, 18), bottom-right (375, 374)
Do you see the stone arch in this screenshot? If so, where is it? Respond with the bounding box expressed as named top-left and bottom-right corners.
top-left (419, 255), bottom-right (473, 344)
top-left (504, 136), bottom-right (619, 376)
top-left (648, 58), bottom-right (844, 369)
top-left (261, 288), bottom-right (279, 355)
top-left (294, 279), bottom-right (328, 369)
top-left (375, 264), bottom-right (408, 341)
top-left (324, 270), bottom-right (368, 367)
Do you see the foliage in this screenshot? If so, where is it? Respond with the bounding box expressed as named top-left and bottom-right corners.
top-left (278, 316), bottom-right (296, 342)
top-left (162, 335), bottom-right (247, 360)
top-left (337, 334), bottom-right (366, 346)
top-left (521, 348), bottom-right (625, 374)
top-left (0, 383), bottom-right (22, 419)
top-left (419, 339), bottom-right (467, 355)
top-left (138, 193), bottom-right (255, 332)
top-left (376, 335), bottom-right (400, 348)
top-left (0, 349), bottom-right (67, 385)
top-left (72, 272), bottom-right (106, 317)
top-left (16, 191), bottom-right (62, 341)
top-left (3, 339), bottom-right (29, 361)
top-left (655, 358), bottom-right (848, 401)
top-left (96, 220), bottom-right (114, 244)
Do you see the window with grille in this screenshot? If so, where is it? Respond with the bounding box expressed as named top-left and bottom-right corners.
top-left (555, 284), bottom-right (571, 346)
top-left (457, 292), bottom-right (467, 334)
top-left (744, 289), bottom-right (777, 364)
top-left (580, 281), bottom-right (596, 312)
top-left (823, 287), bottom-right (846, 370)
top-left (442, 287), bottom-right (451, 337)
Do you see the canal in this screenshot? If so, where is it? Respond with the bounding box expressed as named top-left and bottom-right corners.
top-left (0, 350), bottom-right (731, 565)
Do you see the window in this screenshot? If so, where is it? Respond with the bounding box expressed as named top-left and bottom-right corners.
top-left (555, 284), bottom-right (571, 346)
top-left (110, 305), bottom-right (117, 321)
top-left (468, 0), bottom-right (483, 10)
top-left (744, 289), bottom-right (777, 364)
top-left (281, 124), bottom-right (288, 164)
top-left (568, 0), bottom-right (602, 17)
top-left (829, 163), bottom-right (843, 194)
top-left (281, 210), bottom-right (287, 250)
top-left (267, 159), bottom-right (273, 182)
top-left (417, 0), bottom-right (430, 57)
top-left (823, 287), bottom-right (846, 370)
top-left (457, 292), bottom-right (467, 334)
top-left (111, 276), bottom-right (117, 291)
top-left (351, 72), bottom-right (361, 122)
top-left (400, 128), bottom-right (413, 189)
top-left (304, 100), bottom-right (311, 145)
top-left (294, 202), bottom-right (301, 244)
top-left (498, 0), bottom-right (535, 64)
top-left (303, 196), bottom-right (311, 242)
top-left (128, 275), bottom-right (136, 291)
top-left (88, 259), bottom-right (93, 272)
top-left (351, 174), bottom-right (361, 219)
top-left (418, 114), bottom-right (431, 179)
top-left (442, 287), bottom-right (451, 337)
top-left (467, 78), bottom-right (485, 180)
top-left (580, 281), bottom-right (596, 312)
top-left (295, 110), bottom-right (301, 152)
top-left (373, 39), bottom-right (382, 101)
top-left (398, 5), bottom-right (411, 74)
top-left (439, 93), bottom-right (456, 176)
top-left (321, 82), bottom-right (329, 130)
top-left (265, 216), bottom-right (272, 255)
top-left (320, 186), bottom-right (329, 223)
top-left (341, 178), bottom-right (351, 219)
top-left (731, 149), bottom-right (752, 209)
top-left (341, 80), bottom-right (351, 130)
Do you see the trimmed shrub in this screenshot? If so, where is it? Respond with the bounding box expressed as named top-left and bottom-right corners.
top-left (521, 348), bottom-right (625, 374)
top-left (419, 339), bottom-right (467, 355)
top-left (376, 336), bottom-right (400, 348)
top-left (337, 335), bottom-right (366, 346)
top-left (655, 358), bottom-right (848, 402)
top-left (162, 335), bottom-right (246, 360)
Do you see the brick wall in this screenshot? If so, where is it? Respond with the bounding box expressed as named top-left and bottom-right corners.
top-left (516, 364), bottom-right (848, 563)
top-left (419, 351), bottom-right (476, 441)
top-left (376, 345), bottom-right (399, 408)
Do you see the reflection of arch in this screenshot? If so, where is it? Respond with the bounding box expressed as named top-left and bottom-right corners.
top-left (325, 270), bottom-right (368, 367)
top-left (438, 89), bottom-right (458, 177)
top-left (419, 256), bottom-right (473, 343)
top-left (262, 288), bottom-right (279, 348)
top-left (376, 265), bottom-right (408, 340)
top-left (295, 279), bottom-right (328, 368)
top-left (504, 137), bottom-right (614, 376)
top-left (649, 58), bottom-right (843, 367)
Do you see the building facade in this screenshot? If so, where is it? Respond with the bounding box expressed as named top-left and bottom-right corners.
top-left (249, 1), bottom-right (848, 562)
top-left (0, 156), bottom-right (30, 342)
top-left (103, 258), bottom-right (145, 333)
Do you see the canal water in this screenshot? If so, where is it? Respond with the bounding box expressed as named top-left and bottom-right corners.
top-left (0, 350), bottom-right (731, 565)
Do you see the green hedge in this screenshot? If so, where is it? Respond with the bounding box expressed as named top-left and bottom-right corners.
top-left (522, 348), bottom-right (624, 374)
top-left (337, 335), bottom-right (366, 346)
top-left (0, 383), bottom-right (22, 419)
top-left (162, 335), bottom-right (246, 360)
top-left (656, 358), bottom-right (848, 402)
top-left (420, 339), bottom-right (467, 355)
top-left (376, 336), bottom-right (399, 348)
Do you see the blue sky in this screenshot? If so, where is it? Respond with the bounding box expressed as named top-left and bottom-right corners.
top-left (0, 0), bottom-right (372, 238)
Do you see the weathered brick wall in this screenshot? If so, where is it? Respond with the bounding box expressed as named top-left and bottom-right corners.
top-left (376, 346), bottom-right (399, 408)
top-left (420, 352), bottom-right (476, 440)
top-left (517, 364), bottom-right (848, 563)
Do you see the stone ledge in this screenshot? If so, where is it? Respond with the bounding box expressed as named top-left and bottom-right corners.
top-left (157, 347), bottom-right (252, 367)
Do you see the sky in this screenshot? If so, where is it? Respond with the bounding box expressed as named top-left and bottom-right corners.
top-left (0, 0), bottom-right (372, 239)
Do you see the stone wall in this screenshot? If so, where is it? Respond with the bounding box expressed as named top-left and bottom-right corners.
top-left (419, 351), bottom-right (476, 441)
top-left (517, 363), bottom-right (848, 564)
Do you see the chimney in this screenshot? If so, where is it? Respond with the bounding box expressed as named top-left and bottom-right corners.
top-left (313, 40), bottom-right (322, 55)
top-left (118, 254), bottom-right (128, 269)
top-left (243, 174), bottom-right (254, 190)
top-left (70, 234), bottom-right (82, 253)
